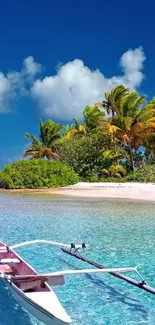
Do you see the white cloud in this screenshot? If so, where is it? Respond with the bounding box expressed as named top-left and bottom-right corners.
top-left (0, 56), bottom-right (42, 112)
top-left (0, 47), bottom-right (146, 117)
top-left (119, 47), bottom-right (146, 88)
top-left (32, 47), bottom-right (146, 121)
top-left (0, 72), bottom-right (14, 112)
top-left (120, 47), bottom-right (145, 73)
top-left (23, 56), bottom-right (42, 77)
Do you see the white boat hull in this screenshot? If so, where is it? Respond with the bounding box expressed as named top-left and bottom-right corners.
top-left (4, 279), bottom-right (71, 325)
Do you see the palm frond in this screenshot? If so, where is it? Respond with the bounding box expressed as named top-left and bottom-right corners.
top-left (73, 117), bottom-right (82, 127)
top-left (23, 150), bottom-right (39, 158)
top-left (83, 105), bottom-right (105, 132)
top-left (65, 129), bottom-right (78, 139)
top-left (112, 85), bottom-right (129, 102)
top-left (39, 120), bottom-right (63, 147)
top-left (123, 117), bottom-right (133, 131)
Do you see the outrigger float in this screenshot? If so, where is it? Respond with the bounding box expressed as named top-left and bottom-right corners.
top-left (0, 239), bottom-right (154, 325)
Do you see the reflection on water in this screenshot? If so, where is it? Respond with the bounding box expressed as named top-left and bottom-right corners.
top-left (0, 193), bottom-right (155, 324)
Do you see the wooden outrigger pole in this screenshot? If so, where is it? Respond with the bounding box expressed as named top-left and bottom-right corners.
top-left (61, 247), bottom-right (155, 296)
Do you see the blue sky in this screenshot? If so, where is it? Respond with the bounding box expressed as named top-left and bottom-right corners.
top-left (0, 0), bottom-right (155, 168)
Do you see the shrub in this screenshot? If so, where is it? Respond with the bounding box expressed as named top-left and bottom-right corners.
top-left (109, 165), bottom-right (127, 177)
top-left (99, 176), bottom-right (125, 183)
top-left (57, 132), bottom-right (115, 178)
top-left (100, 168), bottom-right (110, 176)
top-left (0, 172), bottom-right (14, 189)
top-left (1, 159), bottom-right (79, 189)
top-left (85, 175), bottom-right (99, 182)
top-left (125, 166), bottom-right (154, 183)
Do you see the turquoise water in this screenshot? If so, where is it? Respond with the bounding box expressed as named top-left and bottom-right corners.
top-left (0, 194), bottom-right (155, 325)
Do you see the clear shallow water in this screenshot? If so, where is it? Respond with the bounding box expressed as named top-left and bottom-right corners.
top-left (0, 194), bottom-right (155, 325)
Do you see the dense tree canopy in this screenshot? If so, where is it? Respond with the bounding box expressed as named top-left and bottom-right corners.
top-left (56, 131), bottom-right (117, 178)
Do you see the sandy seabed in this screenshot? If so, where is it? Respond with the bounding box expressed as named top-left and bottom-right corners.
top-left (1, 182), bottom-right (155, 202)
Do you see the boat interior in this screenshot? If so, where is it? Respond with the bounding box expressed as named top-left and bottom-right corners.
top-left (0, 243), bottom-right (49, 293)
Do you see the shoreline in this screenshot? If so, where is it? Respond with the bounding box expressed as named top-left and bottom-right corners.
top-left (0, 182), bottom-right (155, 202)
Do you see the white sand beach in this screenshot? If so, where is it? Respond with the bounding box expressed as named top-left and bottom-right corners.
top-left (56, 182), bottom-right (155, 201)
top-left (2, 182), bottom-right (155, 202)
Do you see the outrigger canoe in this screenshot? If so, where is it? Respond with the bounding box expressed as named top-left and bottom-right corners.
top-left (0, 239), bottom-right (155, 325)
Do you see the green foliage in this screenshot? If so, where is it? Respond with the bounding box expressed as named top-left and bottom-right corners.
top-left (61, 124), bottom-right (75, 137)
top-left (39, 120), bottom-right (63, 146)
top-left (1, 160), bottom-right (79, 189)
top-left (109, 165), bottom-right (127, 177)
top-left (85, 174), bottom-right (126, 182)
top-left (0, 172), bottom-right (14, 189)
top-left (99, 176), bottom-right (125, 183)
top-left (57, 131), bottom-right (115, 178)
top-left (83, 105), bottom-right (105, 132)
top-left (24, 120), bottom-right (64, 159)
top-left (125, 166), bottom-right (154, 183)
top-left (101, 150), bottom-right (123, 170)
top-left (85, 175), bottom-right (99, 182)
top-left (102, 85), bottom-right (146, 118)
top-left (20, 84), bottom-right (155, 183)
top-left (145, 133), bottom-right (155, 154)
top-left (101, 168), bottom-right (110, 176)
top-left (102, 85), bottom-right (130, 116)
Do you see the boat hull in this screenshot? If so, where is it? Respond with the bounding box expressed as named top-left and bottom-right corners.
top-left (4, 279), bottom-right (69, 325)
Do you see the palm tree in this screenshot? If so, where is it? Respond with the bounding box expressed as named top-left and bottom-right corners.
top-left (61, 124), bottom-right (75, 137)
top-left (144, 132), bottom-right (155, 165)
top-left (23, 120), bottom-right (64, 159)
top-left (66, 105), bottom-right (106, 139)
top-left (118, 93), bottom-right (146, 120)
top-left (99, 85), bottom-right (130, 117)
top-left (112, 101), bottom-right (155, 170)
top-left (97, 85), bottom-right (154, 170)
top-left (65, 117), bottom-right (86, 139)
top-left (144, 132), bottom-right (155, 154)
top-left (97, 85), bottom-right (146, 119)
top-left (83, 105), bottom-right (105, 132)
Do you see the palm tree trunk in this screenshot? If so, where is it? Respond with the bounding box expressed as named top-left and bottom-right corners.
top-left (128, 143), bottom-right (134, 171)
top-left (135, 149), bottom-right (141, 168)
top-left (113, 134), bottom-right (119, 165)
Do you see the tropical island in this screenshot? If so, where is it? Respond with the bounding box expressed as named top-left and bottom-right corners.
top-left (0, 85), bottom-right (155, 200)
